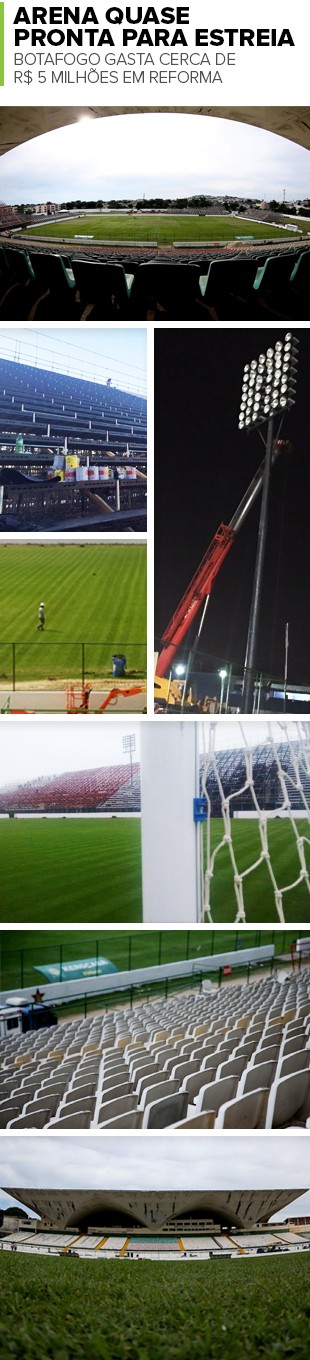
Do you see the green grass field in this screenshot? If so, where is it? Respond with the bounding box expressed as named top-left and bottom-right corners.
top-left (29, 213), bottom-right (303, 246)
top-left (0, 816), bottom-right (309, 928)
top-left (0, 819), bottom-right (142, 924)
top-left (0, 1254), bottom-right (309, 1360)
top-left (2, 927), bottom-right (297, 992)
top-left (0, 543), bottom-right (146, 683)
top-left (207, 819), bottom-right (310, 923)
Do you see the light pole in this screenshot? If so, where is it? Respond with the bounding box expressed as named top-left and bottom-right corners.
top-left (238, 334), bottom-right (299, 714)
top-left (219, 668), bottom-right (227, 713)
top-left (122, 733), bottom-right (136, 782)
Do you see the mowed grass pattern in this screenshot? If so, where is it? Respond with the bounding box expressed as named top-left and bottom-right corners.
top-left (0, 1254), bottom-right (310, 1360)
top-left (0, 544), bottom-right (146, 681)
top-left (30, 214), bottom-right (299, 245)
top-left (0, 820), bottom-right (142, 923)
top-left (208, 819), bottom-right (310, 922)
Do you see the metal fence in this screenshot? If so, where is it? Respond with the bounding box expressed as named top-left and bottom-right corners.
top-left (1, 929), bottom-right (304, 993)
top-left (0, 641), bottom-right (147, 689)
top-left (5, 951), bottom-right (301, 1024)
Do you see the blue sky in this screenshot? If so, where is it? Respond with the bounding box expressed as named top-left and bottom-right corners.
top-left (1, 1136), bottom-right (309, 1221)
top-left (1, 114), bottom-right (309, 202)
top-left (0, 327), bottom-right (146, 396)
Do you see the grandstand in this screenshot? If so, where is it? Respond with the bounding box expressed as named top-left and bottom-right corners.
top-left (1, 965), bottom-right (310, 1129)
top-left (0, 356), bottom-right (147, 530)
top-left (1, 105), bottom-right (310, 321)
top-left (0, 763), bottom-right (141, 813)
top-left (0, 238), bottom-right (309, 321)
top-left (0, 205), bottom-right (25, 231)
top-left (200, 736), bottom-right (310, 816)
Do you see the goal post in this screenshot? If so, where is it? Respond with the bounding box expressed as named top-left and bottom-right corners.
top-left (201, 719), bottom-right (310, 925)
top-left (141, 718), bottom-right (310, 925)
top-left (140, 722), bottom-right (201, 922)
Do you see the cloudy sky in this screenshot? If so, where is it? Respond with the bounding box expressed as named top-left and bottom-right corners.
top-left (0, 1135), bottom-right (309, 1220)
top-left (0, 720), bottom-right (140, 787)
top-left (1, 114), bottom-right (310, 202)
top-left (0, 327), bottom-right (146, 397)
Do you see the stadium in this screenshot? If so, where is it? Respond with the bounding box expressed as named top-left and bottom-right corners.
top-left (0, 106), bottom-right (310, 320)
top-left (1, 1133), bottom-right (310, 1360)
top-left (1, 718), bottom-right (310, 921)
top-left (0, 540), bottom-right (146, 713)
top-left (1, 1187), bottom-right (308, 1259)
top-left (1, 924), bottom-right (310, 1129)
top-left (0, 338), bottom-right (147, 531)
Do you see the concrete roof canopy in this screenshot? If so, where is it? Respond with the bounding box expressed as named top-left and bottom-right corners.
top-left (0, 107), bottom-right (310, 158)
top-left (3, 1188), bottom-right (306, 1230)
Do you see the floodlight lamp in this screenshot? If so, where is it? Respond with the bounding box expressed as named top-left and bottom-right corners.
top-left (267, 347), bottom-right (274, 359)
top-left (219, 668), bottom-right (227, 679)
top-left (174, 663), bottom-right (185, 676)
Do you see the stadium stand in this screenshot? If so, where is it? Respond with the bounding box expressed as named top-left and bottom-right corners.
top-left (0, 241), bottom-right (310, 320)
top-left (0, 206), bottom-right (26, 231)
top-left (1, 1227), bottom-right (308, 1258)
top-left (0, 357), bottom-right (146, 462)
top-left (1, 968), bottom-right (310, 1130)
top-left (199, 740), bottom-right (310, 816)
top-left (0, 763), bottom-right (141, 812)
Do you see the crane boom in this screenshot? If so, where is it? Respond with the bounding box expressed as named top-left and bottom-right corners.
top-left (156, 440), bottom-right (288, 679)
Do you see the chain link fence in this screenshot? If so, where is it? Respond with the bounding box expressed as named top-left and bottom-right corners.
top-left (0, 641), bottom-right (147, 689)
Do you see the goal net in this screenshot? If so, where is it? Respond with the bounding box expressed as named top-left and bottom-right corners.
top-left (200, 720), bottom-right (310, 924)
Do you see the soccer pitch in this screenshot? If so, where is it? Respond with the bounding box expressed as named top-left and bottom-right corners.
top-left (29, 214), bottom-right (302, 245)
top-left (0, 820), bottom-right (142, 924)
top-left (207, 819), bottom-right (310, 923)
top-left (0, 543), bottom-right (146, 683)
top-left (0, 1255), bottom-right (309, 1360)
top-left (1, 814), bottom-right (309, 926)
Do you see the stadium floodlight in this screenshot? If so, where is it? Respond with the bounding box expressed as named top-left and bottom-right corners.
top-left (238, 334), bottom-right (299, 431)
top-left (174, 663), bottom-right (186, 676)
top-left (218, 668), bottom-right (228, 713)
top-left (122, 733), bottom-right (136, 781)
top-left (238, 335), bottom-right (299, 714)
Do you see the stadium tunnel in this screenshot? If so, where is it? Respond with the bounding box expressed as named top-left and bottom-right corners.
top-left (1, 106), bottom-right (310, 155)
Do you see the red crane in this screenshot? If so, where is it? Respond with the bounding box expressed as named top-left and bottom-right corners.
top-left (156, 440), bottom-right (290, 679)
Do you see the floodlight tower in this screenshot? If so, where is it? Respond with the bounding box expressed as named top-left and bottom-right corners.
top-left (122, 733), bottom-right (136, 782)
top-left (239, 333), bottom-right (299, 713)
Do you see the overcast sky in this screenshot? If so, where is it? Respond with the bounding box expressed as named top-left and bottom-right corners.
top-left (0, 1136), bottom-right (308, 1224)
top-left (0, 721), bottom-right (140, 787)
top-left (0, 1136), bottom-right (309, 1220)
top-left (0, 327), bottom-right (146, 397)
top-left (1, 114), bottom-right (310, 202)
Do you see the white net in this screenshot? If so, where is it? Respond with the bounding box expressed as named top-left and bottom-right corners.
top-left (200, 720), bottom-right (310, 924)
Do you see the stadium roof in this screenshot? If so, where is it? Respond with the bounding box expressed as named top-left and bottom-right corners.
top-left (0, 107), bottom-right (310, 157)
top-left (3, 1188), bottom-right (306, 1229)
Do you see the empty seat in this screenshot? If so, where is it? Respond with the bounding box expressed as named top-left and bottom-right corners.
top-left (199, 256), bottom-right (259, 320)
top-left (267, 1069), bottom-right (310, 1128)
top-left (130, 263), bottom-right (202, 321)
top-left (143, 1090), bottom-right (188, 1128)
top-left (28, 251), bottom-right (77, 319)
top-left (195, 1074), bottom-right (239, 1115)
top-left (72, 259), bottom-right (130, 321)
top-left (216, 1087), bottom-right (269, 1129)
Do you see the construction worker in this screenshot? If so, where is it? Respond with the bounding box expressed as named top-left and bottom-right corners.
top-left (37, 602), bottom-right (45, 631)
